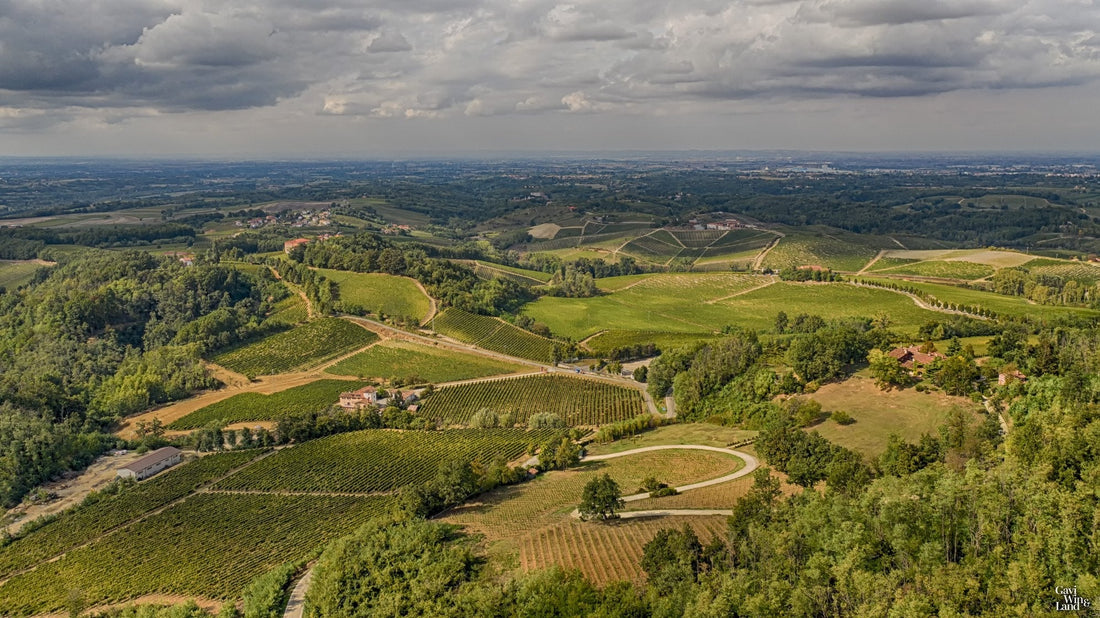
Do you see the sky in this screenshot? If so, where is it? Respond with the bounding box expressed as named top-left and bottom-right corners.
top-left (1, 0), bottom-right (1099, 157)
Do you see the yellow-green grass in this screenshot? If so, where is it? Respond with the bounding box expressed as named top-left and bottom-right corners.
top-left (523, 273), bottom-right (773, 339)
top-left (762, 233), bottom-right (881, 272)
top-left (867, 278), bottom-right (1100, 320)
top-left (168, 378), bottom-right (366, 429)
top-left (881, 248), bottom-right (1034, 268)
top-left (473, 261), bottom-right (553, 283)
top-left (315, 269), bottom-right (431, 322)
top-left (211, 318), bottom-right (378, 376)
top-left (584, 330), bottom-right (717, 355)
top-left (584, 423), bottom-right (757, 456)
top-left (871, 260), bottom-right (995, 280)
top-left (806, 376), bottom-right (983, 458)
top-left (530, 248), bottom-right (622, 263)
top-left (718, 282), bottom-right (946, 333)
top-left (0, 261), bottom-right (47, 290)
top-left (326, 339), bottom-right (527, 383)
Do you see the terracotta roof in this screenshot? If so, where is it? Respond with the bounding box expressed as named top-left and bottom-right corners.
top-left (120, 447), bottom-right (181, 473)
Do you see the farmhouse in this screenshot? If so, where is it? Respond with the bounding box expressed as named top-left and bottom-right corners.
top-left (998, 370), bottom-right (1027, 386)
top-left (283, 238), bottom-right (310, 253)
top-left (887, 345), bottom-right (944, 371)
top-left (339, 386), bottom-right (377, 409)
top-left (117, 447), bottom-right (182, 481)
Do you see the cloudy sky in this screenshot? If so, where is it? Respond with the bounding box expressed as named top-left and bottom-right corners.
top-left (1, 0), bottom-right (1099, 156)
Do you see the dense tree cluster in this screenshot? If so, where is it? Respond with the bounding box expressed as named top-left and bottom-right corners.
top-left (0, 252), bottom-right (278, 506)
top-left (296, 234), bottom-right (532, 315)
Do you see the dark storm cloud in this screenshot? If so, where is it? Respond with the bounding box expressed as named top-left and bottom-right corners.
top-left (0, 0), bottom-right (1098, 126)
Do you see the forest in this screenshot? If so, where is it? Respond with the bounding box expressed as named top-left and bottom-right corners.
top-left (0, 251), bottom-right (282, 506)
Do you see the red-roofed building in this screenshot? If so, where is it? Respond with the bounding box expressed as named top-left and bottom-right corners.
top-left (283, 238), bottom-right (310, 254)
top-left (339, 386), bottom-right (377, 409)
top-left (887, 346), bottom-right (945, 371)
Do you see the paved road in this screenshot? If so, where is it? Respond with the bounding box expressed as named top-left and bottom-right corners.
top-left (573, 444), bottom-right (758, 518)
top-left (283, 568), bottom-right (313, 618)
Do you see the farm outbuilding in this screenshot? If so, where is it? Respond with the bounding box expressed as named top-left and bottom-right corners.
top-left (116, 447), bottom-right (182, 481)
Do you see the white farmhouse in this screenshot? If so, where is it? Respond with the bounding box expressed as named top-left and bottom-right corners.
top-left (116, 447), bottom-right (183, 481)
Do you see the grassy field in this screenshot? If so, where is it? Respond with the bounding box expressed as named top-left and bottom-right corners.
top-left (211, 318), bottom-right (378, 376)
top-left (881, 249), bottom-right (1034, 268)
top-left (213, 429), bottom-right (556, 494)
top-left (530, 278), bottom-right (943, 339)
top-left (474, 261), bottom-right (553, 283)
top-left (584, 330), bottom-right (718, 355)
top-left (418, 374), bottom-right (646, 427)
top-left (431, 308), bottom-right (556, 362)
top-left (315, 269), bottom-right (431, 322)
top-left (762, 232), bottom-right (882, 272)
top-left (326, 339), bottom-right (527, 383)
top-left (524, 273), bottom-right (772, 339)
top-left (584, 424), bottom-right (758, 456)
top-left (806, 376), bottom-right (983, 457)
top-left (168, 379), bottom-right (366, 429)
top-left (0, 260), bottom-right (49, 290)
top-left (867, 278), bottom-right (1100, 320)
top-left (871, 260), bottom-right (995, 280)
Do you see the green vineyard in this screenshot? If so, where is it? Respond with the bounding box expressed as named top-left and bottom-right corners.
top-left (211, 317), bottom-right (378, 376)
top-left (168, 379), bottom-right (369, 429)
top-left (0, 493), bottom-right (393, 615)
top-left (325, 340), bottom-right (525, 383)
top-left (212, 429), bottom-right (555, 494)
top-left (419, 374), bottom-right (646, 426)
top-left (430, 308), bottom-right (556, 362)
top-left (0, 450), bottom-right (264, 579)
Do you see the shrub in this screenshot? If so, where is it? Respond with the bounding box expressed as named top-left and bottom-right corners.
top-left (831, 410), bottom-right (855, 425)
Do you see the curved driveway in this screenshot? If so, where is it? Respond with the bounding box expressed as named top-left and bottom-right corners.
top-left (574, 444), bottom-right (758, 518)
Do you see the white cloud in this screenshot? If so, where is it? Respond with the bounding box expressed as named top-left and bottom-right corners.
top-left (1, 0), bottom-right (1099, 152)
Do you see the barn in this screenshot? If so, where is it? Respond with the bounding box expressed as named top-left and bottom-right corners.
top-left (117, 447), bottom-right (183, 481)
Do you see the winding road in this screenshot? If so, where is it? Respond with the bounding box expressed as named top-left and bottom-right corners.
top-left (572, 444), bottom-right (758, 519)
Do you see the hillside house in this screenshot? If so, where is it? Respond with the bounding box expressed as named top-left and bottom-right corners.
top-left (283, 238), bottom-right (310, 254)
top-left (116, 447), bottom-right (182, 481)
top-left (998, 370), bottom-right (1027, 386)
top-left (339, 386), bottom-right (377, 409)
top-left (887, 346), bottom-right (945, 371)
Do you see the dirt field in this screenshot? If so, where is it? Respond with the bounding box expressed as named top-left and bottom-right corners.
top-left (3, 451), bottom-right (147, 535)
top-left (116, 371), bottom-right (359, 439)
top-left (528, 223), bottom-right (561, 239)
top-left (882, 248), bottom-right (1034, 268)
top-left (807, 376), bottom-right (983, 457)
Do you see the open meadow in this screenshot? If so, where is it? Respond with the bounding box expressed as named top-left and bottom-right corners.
top-left (314, 268), bottom-right (432, 322)
top-left (806, 376), bottom-right (984, 457)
